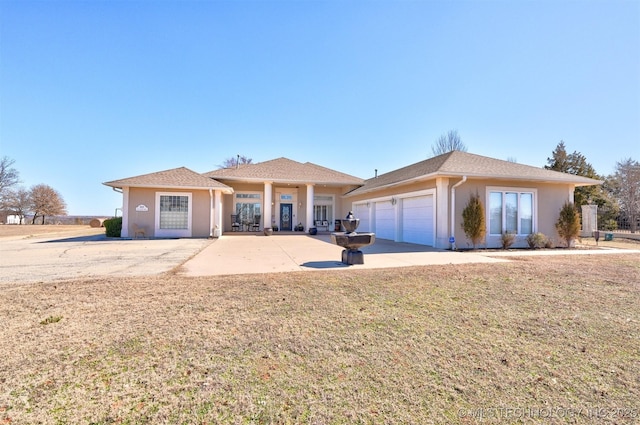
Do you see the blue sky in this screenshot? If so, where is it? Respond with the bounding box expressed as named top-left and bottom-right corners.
top-left (1, 0), bottom-right (638, 216)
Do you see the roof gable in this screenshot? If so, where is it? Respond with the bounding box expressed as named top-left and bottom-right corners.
top-left (346, 151), bottom-right (602, 196)
top-left (203, 157), bottom-right (364, 185)
top-left (104, 167), bottom-right (232, 192)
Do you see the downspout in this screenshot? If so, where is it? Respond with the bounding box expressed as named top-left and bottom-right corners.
top-left (112, 187), bottom-right (122, 194)
top-left (112, 187), bottom-right (123, 218)
top-left (450, 176), bottom-right (467, 250)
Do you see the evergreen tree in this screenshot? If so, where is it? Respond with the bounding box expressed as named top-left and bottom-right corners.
top-left (461, 193), bottom-right (485, 249)
top-left (556, 201), bottom-right (581, 247)
top-left (545, 141), bottom-right (604, 208)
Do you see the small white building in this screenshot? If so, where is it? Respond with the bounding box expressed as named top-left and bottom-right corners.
top-left (6, 215), bottom-right (24, 225)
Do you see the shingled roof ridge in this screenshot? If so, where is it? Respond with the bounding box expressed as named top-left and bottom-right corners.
top-left (303, 161), bottom-right (364, 180)
top-left (122, 166), bottom-right (194, 180)
top-left (364, 151), bottom-right (454, 183)
top-left (439, 150), bottom-right (594, 178)
top-left (103, 166), bottom-right (233, 191)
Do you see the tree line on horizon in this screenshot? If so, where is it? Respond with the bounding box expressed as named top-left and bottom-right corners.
top-left (0, 157), bottom-right (67, 224)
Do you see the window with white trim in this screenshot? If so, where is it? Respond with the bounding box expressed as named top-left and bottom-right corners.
top-left (159, 195), bottom-right (189, 229)
top-left (313, 195), bottom-right (333, 222)
top-left (235, 193), bottom-right (261, 224)
top-left (488, 189), bottom-right (534, 235)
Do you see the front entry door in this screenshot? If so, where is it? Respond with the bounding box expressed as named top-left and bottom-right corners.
top-left (280, 203), bottom-right (292, 231)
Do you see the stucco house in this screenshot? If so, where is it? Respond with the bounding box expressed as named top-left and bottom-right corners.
top-left (103, 151), bottom-right (601, 249)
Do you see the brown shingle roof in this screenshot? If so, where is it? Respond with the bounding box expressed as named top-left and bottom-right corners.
top-left (103, 167), bottom-right (233, 192)
top-left (203, 157), bottom-right (364, 186)
top-left (346, 151), bottom-right (602, 197)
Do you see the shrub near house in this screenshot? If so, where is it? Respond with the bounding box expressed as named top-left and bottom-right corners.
top-left (104, 217), bottom-right (122, 237)
top-left (556, 202), bottom-right (581, 247)
top-left (461, 193), bottom-right (486, 249)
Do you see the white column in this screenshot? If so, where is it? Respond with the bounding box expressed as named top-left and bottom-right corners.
top-left (264, 182), bottom-right (273, 229)
top-left (435, 177), bottom-right (449, 249)
top-left (569, 186), bottom-right (575, 204)
top-left (306, 184), bottom-right (314, 231)
top-left (394, 197), bottom-right (401, 242)
top-left (214, 190), bottom-right (222, 237)
top-left (121, 187), bottom-right (130, 238)
top-left (209, 189), bottom-right (214, 237)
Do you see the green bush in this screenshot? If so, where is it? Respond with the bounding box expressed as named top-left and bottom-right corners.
top-left (500, 232), bottom-right (516, 249)
top-left (556, 202), bottom-right (580, 247)
top-left (461, 193), bottom-right (486, 249)
top-left (526, 232), bottom-right (548, 249)
top-left (104, 217), bottom-right (122, 237)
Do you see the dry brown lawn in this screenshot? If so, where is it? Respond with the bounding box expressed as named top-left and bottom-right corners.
top-left (0, 224), bottom-right (103, 239)
top-left (1, 227), bottom-right (639, 424)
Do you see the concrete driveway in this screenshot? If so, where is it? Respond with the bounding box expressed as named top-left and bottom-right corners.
top-left (3, 230), bottom-right (637, 284)
top-left (0, 232), bottom-right (210, 284)
top-left (1, 231), bottom-right (506, 284)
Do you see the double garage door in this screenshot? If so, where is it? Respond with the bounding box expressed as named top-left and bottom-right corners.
top-left (354, 194), bottom-right (434, 246)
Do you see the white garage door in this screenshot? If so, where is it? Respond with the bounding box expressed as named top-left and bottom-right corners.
top-left (402, 195), bottom-right (434, 246)
top-left (353, 203), bottom-right (370, 232)
top-left (375, 201), bottom-right (395, 240)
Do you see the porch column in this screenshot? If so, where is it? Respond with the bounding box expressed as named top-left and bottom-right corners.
top-left (569, 186), bottom-right (575, 204)
top-left (209, 189), bottom-right (214, 237)
top-left (264, 182), bottom-right (273, 229)
top-left (121, 186), bottom-right (130, 238)
top-left (435, 177), bottom-right (449, 249)
top-left (306, 184), bottom-right (314, 231)
top-left (214, 190), bottom-right (222, 237)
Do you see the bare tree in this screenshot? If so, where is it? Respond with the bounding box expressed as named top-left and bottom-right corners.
top-left (609, 158), bottom-right (640, 233)
top-left (3, 188), bottom-right (31, 224)
top-left (431, 130), bottom-right (467, 156)
top-left (0, 156), bottom-right (20, 202)
top-left (220, 155), bottom-right (253, 169)
top-left (29, 184), bottom-right (67, 224)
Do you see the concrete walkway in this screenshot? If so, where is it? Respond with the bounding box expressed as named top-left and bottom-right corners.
top-left (179, 234), bottom-right (640, 277)
top-left (180, 234), bottom-right (504, 276)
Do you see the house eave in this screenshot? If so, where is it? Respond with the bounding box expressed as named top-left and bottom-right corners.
top-left (215, 176), bottom-right (363, 187)
top-left (343, 172), bottom-right (602, 198)
top-left (103, 182), bottom-right (234, 194)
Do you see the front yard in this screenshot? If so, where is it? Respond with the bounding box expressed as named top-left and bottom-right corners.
top-left (1, 252), bottom-right (638, 424)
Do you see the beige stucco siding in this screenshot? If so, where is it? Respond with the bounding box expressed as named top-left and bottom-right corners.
top-left (126, 188), bottom-right (213, 238)
top-left (126, 188), bottom-right (156, 237)
top-left (191, 190), bottom-right (213, 237)
top-left (344, 178), bottom-right (577, 249)
top-left (535, 183), bottom-right (574, 245)
top-left (454, 180), bottom-right (574, 248)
